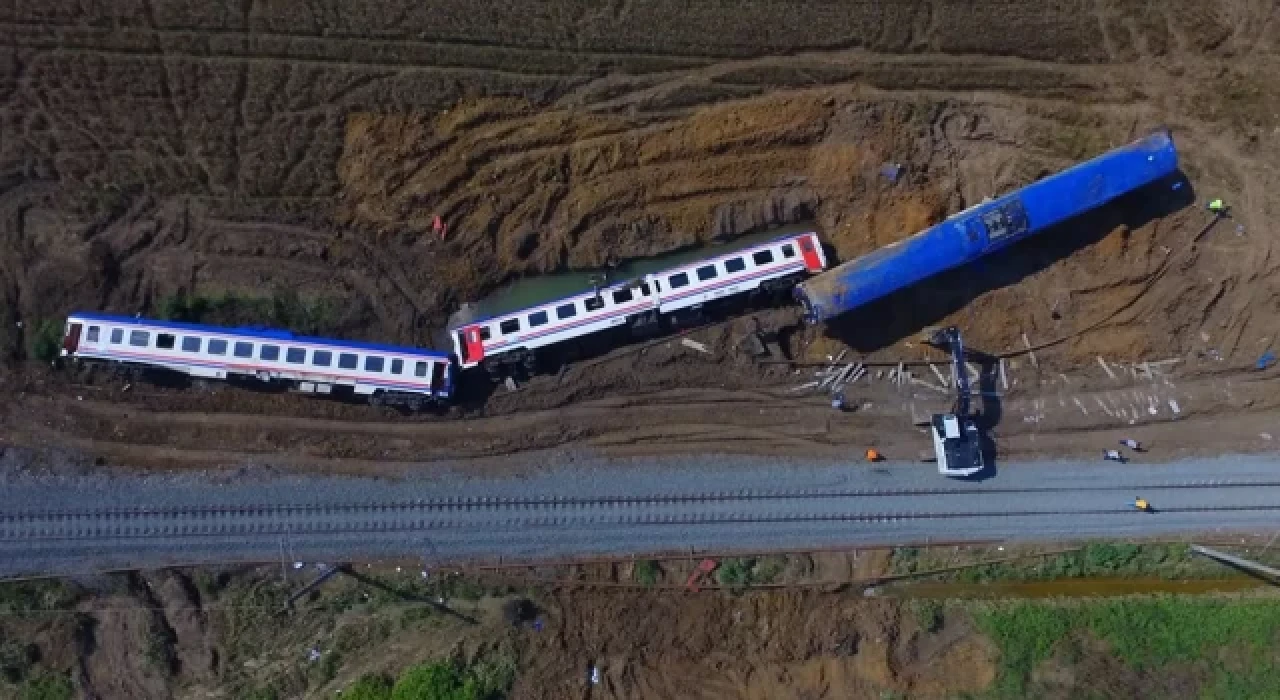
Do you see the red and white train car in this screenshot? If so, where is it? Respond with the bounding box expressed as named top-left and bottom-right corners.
top-left (448, 230), bottom-right (827, 376)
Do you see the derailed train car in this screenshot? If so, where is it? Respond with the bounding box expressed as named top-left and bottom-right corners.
top-left (794, 130), bottom-right (1179, 324)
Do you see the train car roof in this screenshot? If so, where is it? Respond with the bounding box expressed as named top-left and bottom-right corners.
top-left (67, 312), bottom-right (450, 358)
top-left (447, 226), bottom-right (819, 329)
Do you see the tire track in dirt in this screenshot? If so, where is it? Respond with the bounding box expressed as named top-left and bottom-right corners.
top-left (0, 21), bottom-right (719, 66)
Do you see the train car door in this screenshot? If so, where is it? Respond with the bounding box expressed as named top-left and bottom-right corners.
top-left (459, 327), bottom-right (485, 364)
top-left (62, 322), bottom-right (82, 354)
top-left (431, 361), bottom-right (448, 394)
top-left (799, 235), bottom-right (824, 272)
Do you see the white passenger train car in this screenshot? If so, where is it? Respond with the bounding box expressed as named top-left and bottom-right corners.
top-left (61, 313), bottom-right (453, 407)
top-left (448, 230), bottom-right (827, 375)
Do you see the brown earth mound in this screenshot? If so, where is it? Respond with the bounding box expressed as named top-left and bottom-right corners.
top-left (0, 0), bottom-right (1279, 467)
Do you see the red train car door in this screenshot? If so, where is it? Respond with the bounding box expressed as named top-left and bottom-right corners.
top-left (799, 235), bottom-right (824, 272)
top-left (63, 322), bottom-right (82, 354)
top-left (460, 326), bottom-right (485, 364)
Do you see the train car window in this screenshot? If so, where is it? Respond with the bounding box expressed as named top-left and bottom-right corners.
top-left (313, 350), bottom-right (332, 366)
top-left (181, 336), bottom-right (202, 352)
top-left (653, 279), bottom-right (662, 292)
top-left (156, 333), bottom-right (176, 349)
top-left (338, 353), bottom-right (358, 369)
top-left (725, 257), bottom-right (746, 273)
top-left (529, 310), bottom-right (549, 327)
top-left (286, 347), bottom-right (306, 364)
top-left (129, 330), bottom-right (150, 347)
top-left (669, 272), bottom-right (690, 289)
top-left (233, 342), bottom-right (253, 358)
top-left (613, 288), bottom-right (633, 304)
top-left (556, 303), bottom-right (577, 320)
top-left (110, 328), bottom-right (124, 344)
top-left (478, 326), bottom-right (491, 341)
top-left (208, 339), bottom-right (228, 355)
top-left (639, 282), bottom-right (651, 296)
top-left (365, 356), bottom-right (384, 372)
top-left (781, 244), bottom-right (796, 258)
top-left (499, 318), bottom-right (520, 334)
top-left (414, 361), bottom-right (428, 377)
top-left (584, 296), bottom-right (604, 312)
top-left (752, 249), bottom-right (774, 265)
top-left (86, 326), bottom-right (100, 342)
top-left (696, 264), bottom-right (718, 281)
top-left (260, 345), bottom-right (280, 361)
top-left (391, 358), bottom-right (404, 374)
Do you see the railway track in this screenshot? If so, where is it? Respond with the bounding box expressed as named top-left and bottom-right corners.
top-left (5, 480), bottom-right (1279, 542)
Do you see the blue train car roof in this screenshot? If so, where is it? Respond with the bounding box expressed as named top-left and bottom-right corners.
top-left (67, 312), bottom-right (450, 358)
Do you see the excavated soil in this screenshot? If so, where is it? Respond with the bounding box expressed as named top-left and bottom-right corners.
top-left (2, 2), bottom-right (1280, 475)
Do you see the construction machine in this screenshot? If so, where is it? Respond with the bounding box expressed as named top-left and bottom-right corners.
top-left (922, 327), bottom-right (985, 477)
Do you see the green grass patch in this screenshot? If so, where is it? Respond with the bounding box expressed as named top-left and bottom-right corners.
top-left (632, 560), bottom-right (659, 587)
top-left (386, 656), bottom-right (513, 700)
top-left (155, 289), bottom-right (339, 335)
top-left (0, 582), bottom-right (82, 615)
top-left (714, 557), bottom-right (788, 588)
top-left (909, 599), bottom-right (945, 633)
top-left (893, 543), bottom-right (1221, 584)
top-left (24, 319), bottom-right (63, 364)
top-left (18, 671), bottom-right (74, 700)
top-left (974, 597), bottom-right (1280, 698)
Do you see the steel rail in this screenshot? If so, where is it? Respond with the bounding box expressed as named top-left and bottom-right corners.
top-left (4, 478), bottom-right (1277, 521)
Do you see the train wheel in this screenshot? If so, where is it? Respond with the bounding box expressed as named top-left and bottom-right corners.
top-left (369, 392), bottom-right (385, 407)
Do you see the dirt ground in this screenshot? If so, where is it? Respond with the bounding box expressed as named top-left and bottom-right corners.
top-left (3, 0), bottom-right (1280, 473)
top-left (2, 3), bottom-right (1280, 697)
top-left (0, 555), bottom-right (999, 700)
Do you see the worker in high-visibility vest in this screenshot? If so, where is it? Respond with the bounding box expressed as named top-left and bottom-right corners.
top-left (865, 448), bottom-right (881, 462)
top-left (1207, 199), bottom-right (1227, 215)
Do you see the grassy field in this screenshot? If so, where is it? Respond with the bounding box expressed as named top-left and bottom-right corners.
top-left (889, 542), bottom-right (1240, 583)
top-left (973, 596), bottom-right (1280, 698)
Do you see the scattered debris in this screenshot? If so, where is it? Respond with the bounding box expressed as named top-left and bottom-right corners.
top-left (1022, 333), bottom-right (1037, 368)
top-left (308, 648), bottom-right (322, 663)
top-left (999, 359), bottom-right (1009, 390)
top-left (1261, 433), bottom-right (1273, 441)
top-left (1096, 356), bottom-right (1117, 380)
top-left (929, 363), bottom-right (947, 386)
top-left (878, 162), bottom-right (904, 183)
top-left (1256, 352), bottom-right (1276, 370)
top-left (1168, 398), bottom-right (1181, 415)
top-left (1119, 438), bottom-right (1143, 451)
top-left (1103, 449), bottom-right (1125, 463)
top-left (681, 338), bottom-right (711, 354)
top-left (910, 377), bottom-right (948, 394)
top-left (504, 376), bottom-right (519, 392)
